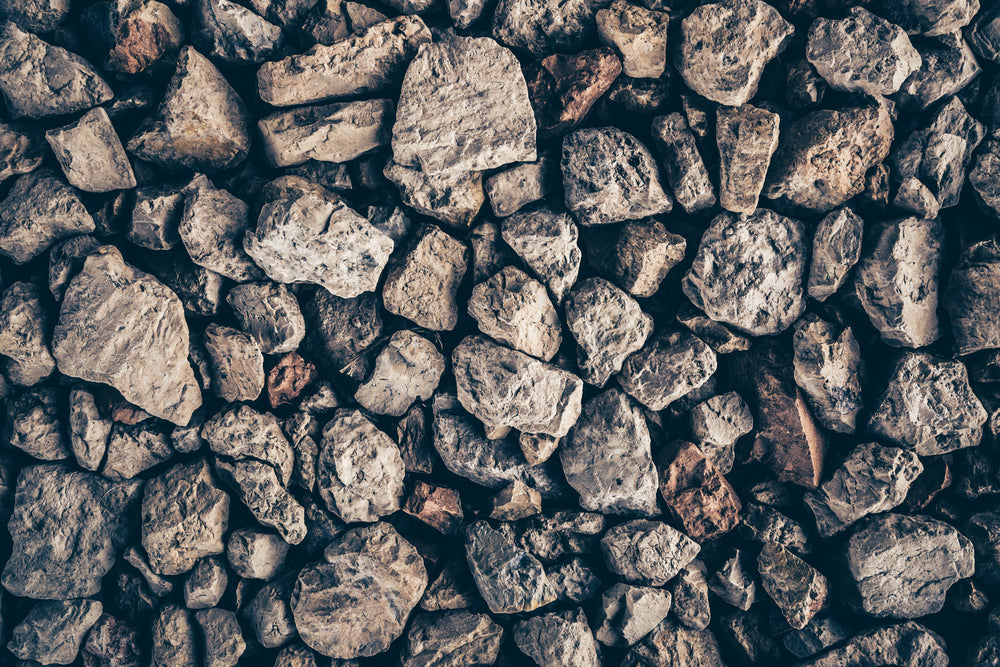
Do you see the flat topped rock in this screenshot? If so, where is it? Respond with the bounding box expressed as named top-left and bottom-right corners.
top-left (8, 599), bottom-right (103, 665)
top-left (51, 246), bottom-right (202, 426)
top-left (0, 169), bottom-right (95, 265)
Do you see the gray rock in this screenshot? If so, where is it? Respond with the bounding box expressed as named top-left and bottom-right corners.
top-left (304, 290), bottom-right (382, 378)
top-left (869, 352), bottom-right (987, 456)
top-left (45, 107), bottom-right (136, 193)
top-left (124, 545), bottom-right (174, 597)
top-left (401, 611), bottom-right (504, 667)
top-left (682, 209), bottom-right (806, 336)
top-left (48, 235), bottom-right (100, 301)
top-left (501, 206), bottom-right (581, 303)
top-left (354, 330), bottom-right (445, 416)
top-left (971, 140), bottom-right (1000, 219)
top-left (895, 33), bottom-right (981, 110)
top-left (384, 160), bottom-right (485, 229)
top-left (466, 520), bottom-right (556, 614)
top-left (4, 390), bottom-right (63, 462)
top-left (971, 4), bottom-right (1000, 62)
top-left (757, 543), bottom-right (827, 630)
top-left (204, 324), bottom-right (264, 402)
top-left (945, 238), bottom-right (1000, 355)
top-left (492, 0), bottom-right (597, 56)
top-left (670, 561), bottom-right (711, 631)
top-left (227, 282), bottom-right (305, 355)
top-left (873, 0), bottom-right (978, 36)
top-left (468, 266), bottom-right (562, 361)
top-left (382, 224), bottom-right (468, 331)
top-left (0, 121), bottom-right (44, 184)
top-left (689, 392), bottom-right (753, 475)
top-left (596, 583), bottom-right (672, 647)
top-left (596, 1), bottom-right (669, 79)
top-left (129, 175), bottom-right (207, 251)
top-left (8, 599), bottom-right (102, 665)
top-left (782, 616), bottom-right (852, 659)
top-left (245, 575), bottom-right (298, 648)
top-left (52, 247), bottom-right (202, 426)
top-left (102, 422), bottom-right (173, 481)
top-left (202, 404), bottom-right (294, 485)
top-left (601, 520), bottom-right (700, 586)
top-left (519, 511), bottom-right (605, 562)
top-left (179, 182), bottom-right (261, 282)
top-left (807, 207), bottom-right (864, 301)
top-left (152, 605), bottom-right (197, 667)
top-left (797, 621), bottom-right (947, 667)
top-left (561, 127), bottom-right (671, 226)
top-left (675, 0), bottom-right (794, 106)
top-left (215, 459), bottom-right (306, 544)
top-left (196, 608), bottom-right (246, 667)
top-left (893, 177), bottom-right (941, 219)
top-left (274, 643), bottom-right (319, 667)
top-left (619, 329), bottom-right (718, 412)
top-left (739, 501), bottom-right (812, 554)
top-left (228, 528), bottom-right (288, 580)
top-left (847, 513), bottom-right (974, 618)
top-left (716, 104), bottom-right (780, 214)
top-left (514, 608), bottom-right (600, 667)
top-left (0, 22), bottom-right (112, 118)
top-left (792, 314), bottom-right (864, 433)
top-left (490, 480), bottom-right (542, 521)
top-left (0, 282), bottom-right (55, 386)
top-left (194, 0), bottom-right (283, 64)
top-left (0, 169), bottom-right (95, 265)
top-left (484, 154), bottom-right (555, 218)
top-left (586, 219), bottom-right (686, 299)
top-left (184, 556), bottom-right (227, 609)
top-left (708, 549), bottom-right (757, 611)
top-left (548, 558), bottom-right (602, 603)
top-left (68, 387), bottom-right (110, 471)
top-left (471, 222), bottom-right (511, 283)
top-left (650, 113), bottom-right (715, 215)
top-left (0, 0), bottom-right (68, 31)
top-left (621, 619), bottom-right (724, 667)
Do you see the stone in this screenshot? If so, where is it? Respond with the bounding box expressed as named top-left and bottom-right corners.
top-left (273, 643), bottom-right (319, 667)
top-left (196, 608), bottom-right (246, 667)
top-left (45, 108), bottom-right (136, 193)
top-left (561, 388), bottom-right (659, 516)
top-left (124, 546), bottom-right (174, 597)
top-left (127, 47), bottom-right (250, 172)
top-left (689, 392), bottom-right (753, 474)
top-left (716, 104), bottom-right (780, 214)
top-left (489, 480), bottom-right (542, 521)
top-left (102, 422), bottom-right (173, 481)
top-left (596, 583), bottom-right (672, 647)
top-left (792, 315), bottom-right (864, 433)
top-left (675, 0), bottom-right (794, 106)
top-left (895, 33), bottom-right (981, 110)
top-left (403, 481), bottom-right (463, 535)
top-left (682, 209), bottom-right (806, 336)
top-left (807, 207), bottom-right (864, 301)
top-left (0, 169), bottom-right (95, 265)
top-left (514, 609), bottom-right (600, 667)
top-left (846, 513), bottom-right (974, 618)
top-left (708, 549), bottom-right (757, 610)
top-left (764, 104), bottom-right (893, 213)
top-left (195, 0), bottom-right (283, 64)
top-left (469, 266), bottom-right (562, 361)
top-left (0, 0), bottom-right (68, 31)
top-left (651, 113), bottom-right (715, 215)
top-left (204, 324), bottom-right (264, 402)
top-left (259, 99), bottom-right (393, 168)
top-left (49, 235), bottom-right (100, 301)
top-left (384, 160), bottom-right (485, 229)
top-left (68, 387), bottom-right (111, 471)
top-left (561, 127), bottom-right (671, 226)
top-left (676, 303), bottom-right (751, 355)
top-left (738, 501), bottom-right (812, 554)
top-left (4, 388), bottom-right (67, 461)
top-left (129, 177), bottom-right (204, 251)
top-left (492, 0), bottom-right (600, 56)
top-left (0, 282), bottom-right (54, 386)
top-left (945, 238), bottom-right (1000, 355)
top-left (179, 182), bottom-right (261, 282)
top-left (453, 335), bottom-right (584, 438)
top-left (601, 520), bottom-right (700, 586)
top-left (548, 558), bottom-right (602, 603)
top-left (621, 619), bottom-right (724, 667)
top-left (397, 405), bottom-right (434, 475)
top-left (501, 206), bottom-right (581, 302)
top-left (0, 22), bottom-right (112, 118)
top-left (869, 352), bottom-right (987, 456)
top-left (804, 442), bottom-right (923, 538)
top-left (245, 575), bottom-right (297, 648)
top-left (8, 599), bottom-right (102, 665)
top-left (152, 605), bottom-right (197, 667)
top-left (873, 0), bottom-right (978, 36)
top-left (619, 330), bottom-right (718, 412)
top-left (267, 352), bottom-right (317, 407)
top-left (596, 1), bottom-right (669, 79)
top-left (141, 460), bottom-right (229, 576)
top-left (202, 404), bottom-right (294, 485)
top-left (215, 459), bottom-right (307, 544)
top-left (523, 47), bottom-right (622, 137)
top-left (657, 441), bottom-right (742, 542)
top-left (354, 330), bottom-right (445, 417)
top-left (670, 561), bottom-right (711, 631)
top-left (257, 15), bottom-right (432, 107)
top-left (304, 290), bottom-right (382, 377)
top-left (82, 614), bottom-right (142, 667)
top-left (227, 528), bottom-right (288, 580)
top-left (401, 611), bottom-right (504, 667)
top-left (471, 224), bottom-right (512, 285)
top-left (971, 140), bottom-right (1000, 219)
top-left (3, 464), bottom-right (138, 600)
top-left (797, 621), bottom-right (947, 667)
top-left (293, 522), bottom-right (427, 658)
top-left (466, 520), bottom-right (556, 614)
top-left (485, 154), bottom-right (555, 218)
top-left (316, 408), bottom-right (405, 523)
top-left (381, 224), bottom-right (467, 331)
top-left (89, 0), bottom-right (185, 75)
top-left (782, 616), bottom-right (852, 659)
top-left (971, 5), bottom-right (1000, 62)
top-left (245, 183), bottom-right (394, 298)
top-left (184, 557), bottom-right (227, 609)
top-left (0, 121), bottom-right (44, 184)
top-left (757, 543), bottom-right (827, 629)
top-left (585, 219), bottom-right (686, 298)
top-left (227, 282), bottom-right (305, 355)
top-left (893, 177), bottom-right (940, 219)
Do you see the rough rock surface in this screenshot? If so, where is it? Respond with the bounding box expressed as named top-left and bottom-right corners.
top-left (596, 1), bottom-right (669, 79)
top-left (792, 315), bottom-right (864, 433)
top-left (757, 543), bottom-right (827, 630)
top-left (0, 169), bottom-right (95, 265)
top-left (798, 621), bottom-right (947, 667)
top-left (383, 160), bottom-right (485, 229)
top-left (585, 219), bottom-right (686, 298)
top-left (657, 441), bottom-right (742, 542)
top-left (202, 404), bottom-right (294, 485)
top-left (501, 207), bottom-right (581, 303)
top-left (523, 47), bottom-right (622, 136)
top-left (595, 583), bottom-right (672, 647)
top-left (151, 604), bottom-right (197, 667)
top-left (227, 282), bottom-right (305, 355)
top-left (716, 104), bottom-right (780, 215)
top-left (514, 608), bottom-right (600, 667)
top-left (619, 330), bottom-right (718, 412)
top-left (400, 611), bottom-right (504, 667)
top-left (945, 237), bottom-right (1000, 355)
top-left (45, 107), bottom-right (136, 193)
top-left (651, 113), bottom-right (715, 214)
top-left (492, 0), bottom-right (599, 57)
top-left (8, 599), bottom-right (102, 665)
top-left (354, 330), bottom-right (445, 416)
top-left (0, 281), bottom-right (55, 386)
top-left (807, 207), bottom-right (864, 301)
top-left (179, 182), bottom-right (261, 282)
top-left (468, 266), bottom-right (562, 361)
top-left (382, 224), bottom-right (468, 331)
top-left (204, 323), bottom-right (264, 402)
top-left (215, 459), bottom-right (306, 544)
top-left (600, 520), bottom-right (700, 587)
top-left (466, 521), bottom-right (556, 614)
top-left (689, 392), bottom-right (753, 474)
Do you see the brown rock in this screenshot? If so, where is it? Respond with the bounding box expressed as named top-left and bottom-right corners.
top-left (267, 352), bottom-right (317, 408)
top-left (524, 47), bottom-right (622, 137)
top-left (403, 481), bottom-right (464, 535)
top-left (656, 441), bottom-right (742, 542)
top-left (490, 480), bottom-right (543, 521)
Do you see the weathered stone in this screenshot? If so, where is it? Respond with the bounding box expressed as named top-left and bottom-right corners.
top-left (68, 387), bottom-right (110, 471)
top-left (689, 392), bottom-right (753, 475)
top-left (471, 222), bottom-right (512, 284)
top-left (971, 4), bottom-right (1000, 62)
top-left (488, 480), bottom-right (542, 521)
top-left (945, 238), bottom-right (1000, 355)
top-left (45, 107), bottom-right (136, 193)
top-left (670, 561), bottom-right (711, 631)
top-left (519, 511), bottom-right (605, 562)
top-left (259, 99), bottom-right (392, 168)
top-left (102, 422), bottom-right (172, 481)
top-left (184, 557), bottom-right (227, 609)
top-left (600, 520), bottom-right (700, 586)
top-left (304, 290), bottom-right (382, 377)
top-left (0, 169), bottom-right (95, 265)
top-left (397, 404), bottom-right (434, 475)
top-left (548, 557), bottom-right (602, 603)
top-left (399, 611), bottom-right (502, 667)
top-left (893, 177), bottom-right (941, 219)
top-left (596, 1), bottom-right (669, 79)
top-left (0, 121), bottom-right (44, 184)
top-left (797, 621), bottom-right (947, 667)
top-left (621, 619), bottom-right (724, 667)
top-left (708, 549), bottom-right (757, 611)
top-left (738, 501), bottom-right (812, 554)
top-left (676, 303), bottom-right (751, 355)
top-left (227, 282), bottom-right (305, 355)
top-left (152, 605), bottom-right (197, 667)
top-left (404, 481), bottom-right (463, 535)
top-left (514, 608), bottom-right (600, 667)
top-left (195, 0), bottom-right (283, 64)
top-left (82, 614), bottom-right (142, 667)
top-left (781, 616), bottom-right (852, 659)
top-left (657, 441), bottom-right (742, 542)
top-left (873, 0), bottom-right (977, 36)
top-left (650, 113), bottom-right (715, 214)
top-left (384, 161), bottom-right (484, 229)
top-left (0, 0), bottom-right (68, 31)
top-left (895, 33), bottom-right (981, 110)
top-left (382, 224), bottom-right (467, 331)
top-left (9, 599), bottom-right (102, 665)
top-left (203, 404), bottom-right (294, 485)
top-left (792, 314), bottom-right (863, 433)
top-left (215, 459), bottom-right (306, 544)
top-left (716, 104), bottom-right (780, 215)
top-left (492, 0), bottom-right (599, 56)
top-left (88, 0), bottom-right (185, 74)
top-left (49, 235), bottom-right (100, 303)
top-left (124, 545), bottom-right (174, 597)
top-left (204, 324), bottom-right (264, 402)
top-left (354, 330), bottom-right (445, 417)
top-left (0, 282), bottom-right (54, 387)
top-left (501, 206), bottom-right (581, 303)
top-left (227, 528), bottom-right (288, 580)
top-left (485, 154), bottom-right (555, 218)
top-left (757, 543), bottom-right (827, 629)
top-left (596, 583), bottom-right (672, 647)
top-left (196, 608), bottom-right (245, 667)
top-left (273, 643), bottom-right (319, 667)
top-left (129, 176), bottom-right (206, 251)
top-left (245, 575), bottom-right (297, 648)
top-left (585, 219), bottom-right (686, 298)
top-left (470, 267), bottom-right (563, 362)
top-left (523, 47), bottom-right (622, 136)
top-left (466, 520), bottom-right (556, 614)
top-left (970, 140), bottom-right (1000, 219)
top-left (619, 330), bottom-right (718, 412)
top-left (4, 388), bottom-right (67, 461)
top-left (179, 182), bottom-right (261, 282)
top-left (807, 207), bottom-right (863, 301)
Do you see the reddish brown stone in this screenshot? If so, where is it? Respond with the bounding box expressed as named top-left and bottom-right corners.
top-left (656, 441), bottom-right (741, 542)
top-left (97, 389), bottom-right (152, 425)
top-left (524, 47), bottom-right (622, 137)
top-left (267, 352), bottom-right (317, 408)
top-left (901, 455), bottom-right (953, 512)
top-left (104, 6), bottom-right (183, 75)
top-left (403, 481), bottom-right (464, 535)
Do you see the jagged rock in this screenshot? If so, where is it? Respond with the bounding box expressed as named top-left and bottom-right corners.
top-left (804, 442), bottom-right (923, 538)
top-left (468, 266), bottom-right (562, 361)
top-left (619, 330), bottom-right (718, 412)
top-left (514, 608), bottom-right (600, 667)
top-left (354, 330), bottom-right (445, 417)
top-left (651, 113), bottom-right (715, 214)
top-left (0, 22), bottom-right (112, 118)
top-left (492, 0), bottom-right (600, 56)
top-left (196, 608), bottom-right (245, 667)
top-left (215, 459), bottom-right (307, 544)
top-left (0, 169), bottom-right (95, 265)
top-left (403, 481), bottom-right (463, 534)
top-left (202, 404), bottom-right (294, 485)
top-left (797, 621), bottom-right (947, 667)
top-left (3, 464), bottom-right (139, 599)
top-left (621, 619), bottom-right (724, 667)
top-left (523, 47), bottom-right (622, 136)
top-left (657, 441), bottom-right (742, 542)
top-left (689, 392), bottom-right (753, 474)
top-left (596, 1), bottom-right (669, 79)
top-left (8, 599), bottom-right (102, 665)
top-left (245, 575), bottom-right (297, 648)
top-left (102, 422), bottom-right (172, 481)
top-left (227, 282), bottom-right (305, 355)
top-left (489, 480), bottom-right (542, 521)
top-left (466, 520), bottom-right (556, 614)
top-left (453, 335), bottom-right (584, 438)
top-left (0, 282), bottom-right (54, 386)
top-left (195, 0), bottom-right (283, 64)
top-left (184, 557), bottom-right (227, 609)
top-left (675, 0), bottom-right (794, 106)
top-left (179, 182), bottom-right (261, 282)
top-left (792, 314), bottom-right (864, 433)
top-left (259, 99), bottom-right (392, 168)
top-left (382, 224), bottom-right (467, 331)
top-left (68, 387), bottom-right (110, 471)
top-left (757, 543), bottom-right (827, 629)
top-left (716, 104), bottom-right (780, 214)
top-left (846, 513), bottom-right (974, 618)
top-left (0, 121), bottom-right (44, 184)
top-left (549, 557), bottom-right (602, 603)
top-left (484, 154), bottom-right (555, 218)
top-left (782, 616), bottom-right (852, 659)
top-left (88, 0), bottom-right (185, 74)
top-left (561, 127), bottom-right (671, 226)
top-left (304, 290), bottom-right (382, 377)
top-left (670, 561), bottom-right (711, 631)
top-left (807, 207), bottom-right (864, 301)
top-left (738, 501), bottom-right (812, 554)
top-left (869, 352), bottom-right (987, 456)
top-left (873, 0), bottom-right (977, 36)
top-left (601, 520), bottom-right (700, 586)
top-left (676, 303), bottom-right (751, 355)
top-left (129, 177), bottom-right (202, 251)
top-left (893, 177), bottom-right (940, 219)
top-left (708, 549), bottom-right (757, 611)
top-left (501, 206), bottom-right (581, 303)
top-left (397, 404), bottom-right (433, 475)
top-left (519, 511), bottom-right (605, 562)
top-left (227, 528), bottom-right (288, 580)
top-left (257, 15), bottom-right (432, 106)
top-left (49, 235), bottom-right (101, 302)
top-left (401, 611), bottom-right (504, 667)
top-left (682, 209), bottom-right (806, 336)
top-left (971, 4), bottom-right (1000, 62)
top-left (585, 219), bottom-right (686, 298)
top-left (0, 0), bottom-right (68, 31)
top-left (53, 247), bottom-right (201, 425)
top-left (152, 605), bottom-right (197, 667)
top-left (971, 140), bottom-right (1000, 219)
top-left (596, 583), bottom-right (672, 647)
top-left (895, 33), bottom-right (981, 110)
top-left (561, 388), bottom-right (659, 515)
top-left (124, 545), bottom-right (174, 597)
top-left (946, 238), bottom-right (1000, 355)
top-left (204, 324), bottom-right (264, 402)
top-left (82, 614), bottom-right (142, 667)
top-left (45, 107), bottom-right (136, 193)
top-left (384, 160), bottom-right (484, 229)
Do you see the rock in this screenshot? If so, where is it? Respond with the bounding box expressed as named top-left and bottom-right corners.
top-left (519, 511), bottom-right (605, 562)
top-left (596, 1), bottom-right (669, 79)
top-left (585, 219), bottom-right (686, 298)
top-left (259, 99), bottom-right (393, 168)
top-left (739, 501), bottom-right (811, 553)
top-left (657, 441), bottom-right (742, 542)
top-left (854, 217), bottom-right (943, 348)
top-left (316, 408), bottom-right (405, 523)
top-left (49, 235), bottom-right (100, 302)
top-left (523, 47), bottom-right (622, 137)
top-left (82, 614), bottom-right (142, 667)
top-left (179, 182), bottom-right (261, 282)
top-left (89, 0), bottom-right (185, 74)
top-left (501, 206), bottom-right (581, 303)
top-left (764, 104), bottom-right (893, 213)
top-left (757, 543), bottom-right (827, 629)
top-left (421, 555), bottom-right (477, 611)
top-left (204, 324), bottom-right (264, 402)
top-left (619, 330), bottom-right (718, 412)
top-left (675, 0), bottom-right (794, 106)
top-left (0, 169), bottom-right (95, 265)
top-left (128, 47), bottom-right (250, 172)
top-left (893, 177), bottom-right (941, 219)
top-left (484, 154), bottom-right (555, 218)
top-left (3, 464), bottom-right (138, 600)
top-left (873, 0), bottom-right (977, 36)
top-left (184, 557), bottom-right (227, 609)
top-left (293, 522), bottom-right (427, 658)
top-left (549, 557), bottom-right (602, 603)
top-left (195, 0), bottom-right (283, 64)
top-left (124, 545), bottom-right (174, 597)
top-left (806, 8), bottom-right (921, 95)
top-left (781, 616), bottom-right (852, 659)
top-left (8, 599), bottom-right (102, 665)
top-left (304, 290), bottom-right (382, 377)
top-left (971, 140), bottom-right (1000, 219)
top-left (227, 282), bottom-right (305, 355)
top-left (896, 33), bottom-right (981, 110)
top-left (972, 5), bottom-right (1000, 62)
top-left (401, 611), bottom-right (504, 667)
top-left (396, 404), bottom-right (434, 475)
top-left (152, 605), bottom-right (197, 667)
top-left (354, 330), bottom-right (445, 417)
top-left (846, 513), bottom-right (974, 618)
top-left (621, 619), bottom-right (724, 667)
top-left (792, 315), bottom-right (864, 433)
top-left (561, 127), bottom-right (671, 226)
top-left (384, 160), bottom-right (485, 229)
top-left (716, 104), bottom-right (780, 215)
top-left (596, 583), bottom-right (672, 647)
top-left (946, 238), bottom-right (1000, 355)
top-left (807, 207), bottom-right (864, 301)
top-left (202, 404), bottom-right (294, 485)
top-left (215, 459), bottom-right (306, 544)
top-left (489, 480), bottom-right (542, 521)
top-left (0, 22), bottom-right (112, 118)
top-left (245, 183), bottom-right (394, 298)
top-left (257, 15), bottom-right (432, 107)
top-left (561, 388), bottom-right (659, 515)
top-left (466, 520), bottom-right (556, 614)
top-left (601, 520), bottom-right (700, 586)
top-left (804, 442), bottom-right (923, 538)
top-left (129, 177), bottom-right (201, 251)
top-left (676, 302), bottom-right (751, 355)
top-left (492, 0), bottom-right (599, 56)
top-left (382, 224), bottom-right (467, 331)
top-left (195, 608), bottom-right (245, 667)
top-left (273, 643), bottom-right (319, 667)
top-left (102, 422), bottom-right (173, 481)
top-left (0, 0), bottom-right (68, 31)
top-left (68, 387), bottom-right (111, 471)
top-left (245, 575), bottom-right (297, 648)
top-left (0, 121), bottom-right (44, 184)
top-left (670, 561), bottom-right (711, 631)
top-left (227, 528), bottom-right (288, 580)
top-left (650, 113), bottom-right (715, 215)
top-left (797, 621), bottom-right (947, 667)
top-left (0, 282), bottom-right (54, 386)
top-left (708, 549), bottom-right (757, 611)
top-left (514, 609), bottom-right (600, 667)
top-left (565, 277), bottom-right (652, 386)
top-left (403, 481), bottom-right (463, 534)
top-left (869, 352), bottom-right (987, 456)
top-left (453, 335), bottom-right (584, 438)
top-left (689, 392), bottom-right (753, 474)
top-left (682, 209), bottom-right (806, 336)
top-left (45, 108), bottom-right (136, 194)
top-left (141, 460), bottom-right (229, 576)
top-left (52, 247), bottom-right (202, 426)
top-left (468, 266), bottom-right (562, 361)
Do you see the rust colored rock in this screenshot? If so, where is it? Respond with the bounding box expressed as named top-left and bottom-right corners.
top-left (524, 47), bottom-right (622, 137)
top-left (656, 441), bottom-right (742, 542)
top-left (106, 4), bottom-right (185, 75)
top-left (731, 340), bottom-right (827, 489)
top-left (98, 390), bottom-right (152, 426)
top-left (902, 455), bottom-right (952, 512)
top-left (403, 481), bottom-right (464, 535)
top-left (267, 352), bottom-right (317, 408)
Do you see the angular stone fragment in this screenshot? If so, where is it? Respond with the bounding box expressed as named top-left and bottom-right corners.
top-left (195, 0), bottom-right (283, 64)
top-left (485, 154), bottom-right (555, 218)
top-left (490, 480), bottom-right (542, 521)
top-left (202, 404), bottom-right (294, 485)
top-left (807, 207), bottom-right (863, 301)
top-left (260, 99), bottom-right (392, 168)
top-left (797, 621), bottom-right (947, 667)
top-left (847, 513), bottom-right (974, 618)
top-left (466, 520), bottom-right (556, 614)
top-left (601, 520), bottom-right (700, 586)
top-left (502, 207), bottom-right (581, 302)
top-left (273, 643), bottom-right (318, 667)
top-left (894, 177), bottom-right (940, 219)
top-left (514, 609), bottom-right (600, 667)
top-left (585, 219), bottom-right (686, 298)
top-left (676, 303), bottom-right (751, 355)
top-left (523, 47), bottom-right (622, 136)
top-left (0, 22), bottom-right (112, 119)
top-left (304, 289), bottom-right (382, 378)
top-left (945, 238), bottom-right (1000, 355)
top-left (596, 1), bottom-right (669, 79)
top-left (549, 557), bottom-right (601, 603)
top-left (102, 422), bottom-right (173, 481)
top-left (716, 105), bottom-right (779, 214)
top-left (709, 549), bottom-right (757, 611)
top-left (689, 392), bottom-right (753, 474)
top-left (0, 0), bottom-right (68, 31)
top-left (0, 282), bottom-right (55, 386)
top-left (670, 561), bottom-right (711, 631)
top-left (204, 324), bottom-right (264, 402)
top-left (215, 459), bottom-right (306, 544)
top-left (971, 5), bottom-right (1000, 62)
top-left (675, 0), bottom-right (794, 106)
top-left (227, 282), bottom-right (305, 355)
top-left (196, 608), bottom-right (245, 667)
top-left (88, 0), bottom-right (185, 74)
top-left (245, 575), bottom-right (297, 648)
top-left (382, 224), bottom-right (467, 330)
top-left (124, 545), bottom-right (174, 597)
top-left (872, 0), bottom-right (977, 36)
top-left (184, 557), bottom-right (227, 609)
top-left (519, 511), bottom-right (605, 562)
top-left (622, 619), bottom-right (723, 667)
top-left (869, 352), bottom-right (987, 456)
top-left (651, 113), bottom-right (715, 214)
top-left (8, 599), bottom-right (102, 665)
top-left (492, 0), bottom-right (599, 57)
top-left (596, 583), bottom-right (672, 647)
top-left (129, 176), bottom-right (205, 251)
top-left (227, 528), bottom-right (288, 580)
top-left (152, 605), bottom-right (197, 667)
top-left (0, 121), bottom-right (44, 185)
top-left (619, 330), bottom-right (718, 411)
top-left (179, 182), bottom-right (261, 282)
top-left (895, 33), bottom-right (981, 110)
top-left (403, 481), bottom-right (463, 535)
top-left (384, 161), bottom-right (484, 228)
top-left (657, 442), bottom-right (741, 542)
top-left (683, 209), bottom-right (806, 336)
top-left (5, 388), bottom-right (68, 461)
top-left (792, 315), bottom-right (863, 433)
top-left (562, 127), bottom-right (671, 226)
top-left (758, 543), bottom-right (827, 629)
top-left (354, 330), bottom-right (444, 417)
top-left (68, 387), bottom-right (110, 472)
top-left (469, 266), bottom-right (562, 361)
top-left (401, 611), bottom-right (503, 667)
top-left (52, 247), bottom-right (201, 426)
top-left (82, 614), bottom-right (142, 667)
top-left (45, 107), bottom-right (136, 194)
top-left (0, 169), bottom-right (95, 265)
